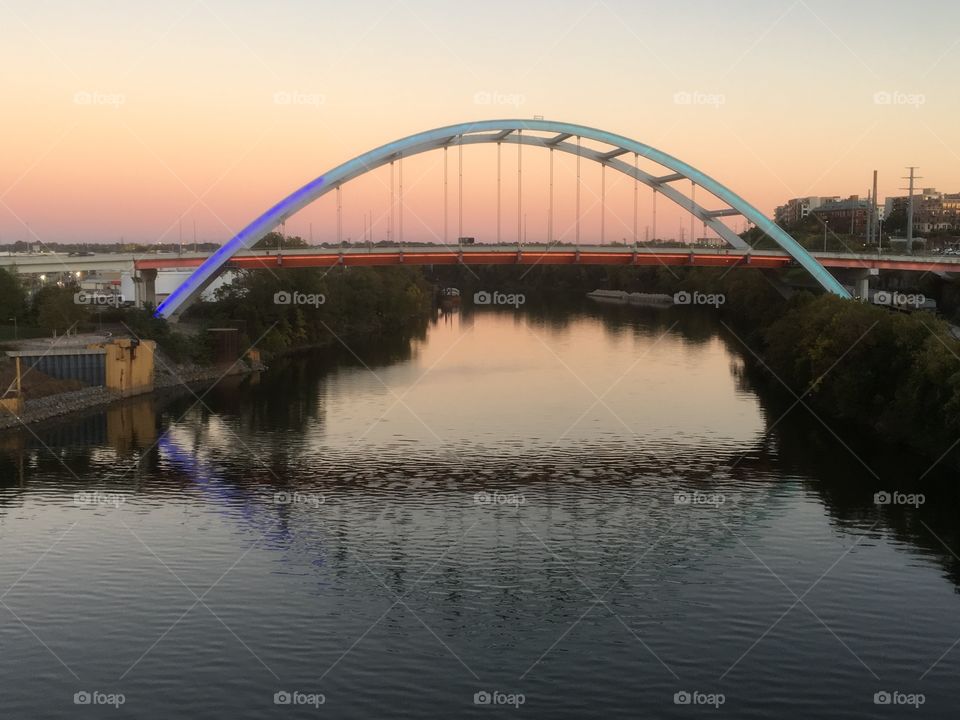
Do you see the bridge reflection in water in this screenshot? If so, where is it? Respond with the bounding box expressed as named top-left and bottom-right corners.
top-left (3, 307), bottom-right (960, 717)
top-left (0, 308), bottom-right (956, 591)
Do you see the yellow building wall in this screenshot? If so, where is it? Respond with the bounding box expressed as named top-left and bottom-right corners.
top-left (0, 395), bottom-right (24, 416)
top-left (92, 339), bottom-right (156, 397)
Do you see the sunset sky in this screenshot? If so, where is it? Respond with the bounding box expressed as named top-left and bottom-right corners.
top-left (1, 0), bottom-right (958, 246)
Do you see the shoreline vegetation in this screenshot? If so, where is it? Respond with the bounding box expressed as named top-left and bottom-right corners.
top-left (428, 263), bottom-right (960, 466)
top-left (3, 261), bottom-right (960, 469)
top-left (0, 264), bottom-right (433, 432)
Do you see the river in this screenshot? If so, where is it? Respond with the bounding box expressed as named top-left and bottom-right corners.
top-left (1, 302), bottom-right (958, 718)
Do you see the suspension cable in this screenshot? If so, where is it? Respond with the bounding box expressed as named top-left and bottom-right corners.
top-left (458, 140), bottom-right (463, 240)
top-left (548, 148), bottom-right (554, 245)
top-left (601, 163), bottom-right (606, 245)
top-left (443, 146), bottom-right (448, 244)
top-left (336, 184), bottom-right (342, 245)
top-left (517, 129), bottom-right (523, 245)
top-left (652, 186), bottom-right (657, 243)
top-left (497, 141), bottom-right (501, 244)
top-left (576, 136), bottom-right (581, 247)
top-left (633, 153), bottom-right (638, 245)
top-left (399, 154), bottom-right (404, 244)
top-left (690, 181), bottom-right (695, 246)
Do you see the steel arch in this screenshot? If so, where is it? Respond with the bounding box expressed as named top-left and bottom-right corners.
top-left (156, 119), bottom-right (850, 318)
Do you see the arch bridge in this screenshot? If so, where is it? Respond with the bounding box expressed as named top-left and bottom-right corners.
top-left (156, 119), bottom-right (851, 319)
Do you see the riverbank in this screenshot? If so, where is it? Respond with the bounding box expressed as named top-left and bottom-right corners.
top-left (0, 315), bottom-right (427, 433)
top-left (0, 354), bottom-right (257, 432)
top-left (1, 263), bottom-right (435, 433)
top-left (615, 266), bottom-right (960, 467)
top-left (573, 264), bottom-right (960, 468)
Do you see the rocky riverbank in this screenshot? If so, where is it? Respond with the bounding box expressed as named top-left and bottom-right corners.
top-left (0, 357), bottom-right (258, 432)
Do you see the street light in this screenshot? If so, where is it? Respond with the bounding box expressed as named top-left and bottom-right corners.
top-left (7, 317), bottom-right (17, 341)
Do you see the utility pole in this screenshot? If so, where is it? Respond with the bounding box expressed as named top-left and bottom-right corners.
top-left (865, 189), bottom-right (872, 244)
top-left (870, 170), bottom-right (878, 245)
top-left (902, 166), bottom-right (921, 255)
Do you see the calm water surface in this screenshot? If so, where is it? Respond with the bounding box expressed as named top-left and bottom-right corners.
top-left (1, 305), bottom-right (959, 718)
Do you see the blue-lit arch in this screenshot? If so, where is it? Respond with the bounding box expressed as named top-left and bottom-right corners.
top-left (156, 119), bottom-right (850, 318)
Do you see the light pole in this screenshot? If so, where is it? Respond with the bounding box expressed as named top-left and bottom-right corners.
top-left (7, 317), bottom-right (16, 340)
top-left (824, 219), bottom-right (829, 252)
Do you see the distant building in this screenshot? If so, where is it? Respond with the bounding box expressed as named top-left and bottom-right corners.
top-left (811, 195), bottom-right (873, 235)
top-left (774, 196), bottom-right (838, 227)
top-left (884, 188), bottom-right (960, 233)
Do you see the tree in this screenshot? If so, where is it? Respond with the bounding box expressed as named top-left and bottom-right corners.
top-left (884, 207), bottom-right (907, 235)
top-left (253, 232), bottom-right (309, 250)
top-left (0, 268), bottom-right (27, 320)
top-left (34, 286), bottom-right (87, 334)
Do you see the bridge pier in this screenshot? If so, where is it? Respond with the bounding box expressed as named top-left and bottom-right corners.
top-left (135, 269), bottom-right (158, 309)
top-left (850, 268), bottom-right (878, 301)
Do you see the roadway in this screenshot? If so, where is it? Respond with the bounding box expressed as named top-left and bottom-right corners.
top-left (3, 245), bottom-right (960, 275)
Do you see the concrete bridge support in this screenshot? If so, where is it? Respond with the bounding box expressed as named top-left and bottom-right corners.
top-left (135, 269), bottom-right (158, 309)
top-left (850, 269), bottom-right (878, 301)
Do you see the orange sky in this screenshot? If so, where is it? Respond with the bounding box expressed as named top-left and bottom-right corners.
top-left (1, 0), bottom-right (958, 245)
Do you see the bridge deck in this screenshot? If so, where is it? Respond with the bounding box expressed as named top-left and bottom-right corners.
top-left (152, 249), bottom-right (791, 270)
top-left (4, 246), bottom-right (960, 274)
top-left (131, 246), bottom-right (960, 273)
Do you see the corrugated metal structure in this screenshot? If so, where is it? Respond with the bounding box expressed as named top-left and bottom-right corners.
top-left (7, 348), bottom-right (106, 386)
